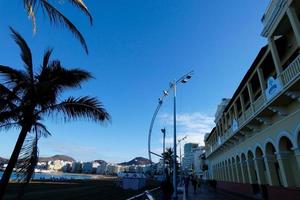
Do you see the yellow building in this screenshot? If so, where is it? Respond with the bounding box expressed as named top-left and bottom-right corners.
top-left (204, 0), bottom-right (300, 198)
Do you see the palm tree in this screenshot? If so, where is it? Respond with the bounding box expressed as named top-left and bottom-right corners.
top-left (161, 148), bottom-right (180, 176)
top-left (23, 0), bottom-right (93, 54)
top-left (0, 27), bottom-right (110, 198)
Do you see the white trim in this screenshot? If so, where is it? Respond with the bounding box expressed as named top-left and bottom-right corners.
top-left (293, 124), bottom-right (300, 148)
top-left (276, 131), bottom-right (296, 151)
top-left (264, 138), bottom-right (278, 154)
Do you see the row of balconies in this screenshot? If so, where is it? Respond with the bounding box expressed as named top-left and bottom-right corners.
top-left (207, 53), bottom-right (300, 157)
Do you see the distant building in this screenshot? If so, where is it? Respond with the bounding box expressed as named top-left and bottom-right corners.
top-left (192, 146), bottom-right (205, 176)
top-left (71, 162), bottom-right (82, 173)
top-left (96, 162), bottom-right (107, 174)
top-left (182, 143), bottom-right (198, 171)
top-left (82, 162), bottom-right (93, 174)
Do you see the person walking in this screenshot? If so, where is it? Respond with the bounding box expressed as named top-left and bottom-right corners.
top-left (191, 175), bottom-right (198, 194)
top-left (161, 175), bottom-right (174, 200)
top-left (184, 175), bottom-right (190, 198)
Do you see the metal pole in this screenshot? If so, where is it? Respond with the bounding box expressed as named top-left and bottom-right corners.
top-left (163, 129), bottom-right (165, 177)
top-left (173, 82), bottom-right (177, 200)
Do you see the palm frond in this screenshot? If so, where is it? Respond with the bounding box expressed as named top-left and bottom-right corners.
top-left (39, 60), bottom-right (92, 88)
top-left (40, 0), bottom-right (88, 54)
top-left (32, 122), bottom-right (52, 138)
top-left (0, 110), bottom-right (20, 124)
top-left (9, 27), bottom-right (33, 81)
top-left (0, 122), bottom-right (20, 132)
top-left (35, 62), bottom-right (92, 106)
top-left (24, 0), bottom-right (38, 33)
top-left (42, 48), bottom-right (53, 70)
top-left (15, 132), bottom-right (39, 199)
top-left (68, 0), bottom-right (93, 25)
top-left (0, 65), bottom-right (28, 88)
top-left (41, 96), bottom-right (111, 123)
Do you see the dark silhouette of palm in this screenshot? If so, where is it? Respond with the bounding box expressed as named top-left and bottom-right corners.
top-left (23, 0), bottom-right (93, 53)
top-left (0, 27), bottom-right (110, 198)
top-left (162, 148), bottom-right (173, 166)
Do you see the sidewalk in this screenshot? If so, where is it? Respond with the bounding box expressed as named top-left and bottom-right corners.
top-left (178, 182), bottom-right (246, 200)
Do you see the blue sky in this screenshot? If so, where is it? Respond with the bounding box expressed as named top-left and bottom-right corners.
top-left (0, 0), bottom-right (269, 163)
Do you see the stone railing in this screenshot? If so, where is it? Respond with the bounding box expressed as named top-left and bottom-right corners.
top-left (282, 54), bottom-right (300, 86)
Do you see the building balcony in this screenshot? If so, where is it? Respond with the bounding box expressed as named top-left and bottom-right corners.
top-left (206, 53), bottom-right (300, 157)
top-left (261, 0), bottom-right (289, 37)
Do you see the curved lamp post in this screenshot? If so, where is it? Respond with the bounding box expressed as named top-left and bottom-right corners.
top-left (147, 71), bottom-right (193, 200)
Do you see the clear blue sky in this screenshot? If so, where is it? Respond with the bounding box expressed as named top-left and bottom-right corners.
top-left (0, 0), bottom-right (269, 163)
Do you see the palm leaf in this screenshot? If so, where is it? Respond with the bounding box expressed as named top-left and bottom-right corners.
top-left (24, 0), bottom-right (38, 33)
top-left (32, 122), bottom-right (52, 138)
top-left (9, 27), bottom-right (33, 81)
top-left (15, 132), bottom-right (39, 199)
top-left (40, 96), bottom-right (110, 123)
top-left (68, 0), bottom-right (93, 25)
top-left (36, 61), bottom-right (92, 106)
top-left (0, 65), bottom-right (28, 87)
top-left (0, 122), bottom-right (20, 132)
top-left (40, 0), bottom-right (89, 54)
top-left (42, 48), bottom-right (53, 70)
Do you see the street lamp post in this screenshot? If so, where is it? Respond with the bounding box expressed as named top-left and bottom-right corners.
top-left (161, 128), bottom-right (166, 176)
top-left (169, 72), bottom-right (193, 200)
top-left (147, 71), bottom-right (193, 200)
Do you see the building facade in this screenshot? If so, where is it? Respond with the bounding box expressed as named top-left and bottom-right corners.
top-left (182, 143), bottom-right (198, 171)
top-left (204, 0), bottom-right (300, 198)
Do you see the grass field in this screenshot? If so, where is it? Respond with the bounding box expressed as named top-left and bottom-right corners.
top-left (3, 177), bottom-right (160, 200)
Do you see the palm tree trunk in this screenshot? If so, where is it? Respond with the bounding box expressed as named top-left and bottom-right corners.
top-left (0, 125), bottom-right (30, 199)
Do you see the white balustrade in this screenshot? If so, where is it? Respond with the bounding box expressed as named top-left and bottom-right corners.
top-left (282, 54), bottom-right (300, 86)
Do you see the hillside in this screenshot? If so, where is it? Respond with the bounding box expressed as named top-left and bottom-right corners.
top-left (0, 157), bottom-right (8, 164)
top-left (39, 155), bottom-right (75, 162)
top-left (119, 157), bottom-right (152, 166)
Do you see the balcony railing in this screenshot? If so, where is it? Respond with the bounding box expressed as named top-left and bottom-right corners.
top-left (282, 54), bottom-right (300, 86)
top-left (253, 95), bottom-right (265, 113)
top-left (244, 108), bottom-right (253, 120)
top-left (206, 52), bottom-right (300, 157)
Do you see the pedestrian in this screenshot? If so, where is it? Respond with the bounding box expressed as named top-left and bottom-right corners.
top-left (198, 175), bottom-right (201, 189)
top-left (184, 175), bottom-right (190, 198)
top-left (191, 175), bottom-right (198, 194)
top-left (160, 175), bottom-right (174, 200)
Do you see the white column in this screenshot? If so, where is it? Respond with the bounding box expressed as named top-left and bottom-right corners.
top-left (247, 83), bottom-right (255, 113)
top-left (256, 67), bottom-right (267, 100)
top-left (277, 151), bottom-right (296, 187)
top-left (246, 159), bottom-right (257, 184)
top-left (268, 37), bottom-right (283, 76)
top-left (240, 95), bottom-right (246, 122)
top-left (293, 147), bottom-right (300, 170)
top-left (287, 5), bottom-right (300, 47)
top-left (241, 161), bottom-right (250, 183)
top-left (264, 155), bottom-right (280, 186)
top-left (254, 157), bottom-right (267, 185)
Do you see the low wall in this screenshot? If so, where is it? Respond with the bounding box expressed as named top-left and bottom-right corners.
top-left (216, 181), bottom-right (254, 198)
top-left (215, 181), bottom-right (300, 200)
top-left (266, 185), bottom-right (300, 200)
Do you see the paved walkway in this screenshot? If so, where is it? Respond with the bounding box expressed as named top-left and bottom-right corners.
top-left (178, 183), bottom-right (247, 200)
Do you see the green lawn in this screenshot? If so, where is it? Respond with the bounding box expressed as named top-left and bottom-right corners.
top-left (4, 178), bottom-right (159, 200)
